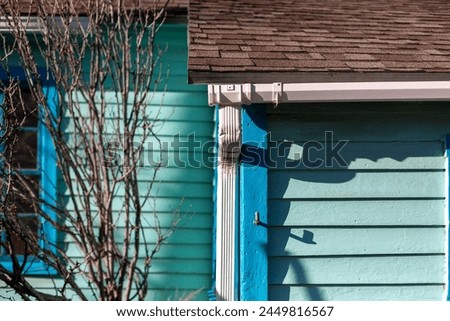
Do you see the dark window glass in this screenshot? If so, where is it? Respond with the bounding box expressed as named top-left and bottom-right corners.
top-left (10, 89), bottom-right (38, 127)
top-left (1, 87), bottom-right (42, 259)
top-left (10, 216), bottom-right (40, 255)
top-left (11, 175), bottom-right (40, 213)
top-left (10, 130), bottom-right (38, 169)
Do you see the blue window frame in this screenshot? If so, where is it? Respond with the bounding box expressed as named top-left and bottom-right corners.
top-left (0, 67), bottom-right (58, 275)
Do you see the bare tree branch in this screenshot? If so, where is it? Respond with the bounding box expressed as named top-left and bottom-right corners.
top-left (0, 0), bottom-right (177, 301)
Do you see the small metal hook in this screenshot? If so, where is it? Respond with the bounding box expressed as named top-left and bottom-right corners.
top-left (253, 211), bottom-right (260, 225)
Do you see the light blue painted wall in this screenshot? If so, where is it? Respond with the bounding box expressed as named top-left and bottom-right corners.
top-left (267, 102), bottom-right (448, 301)
top-left (0, 22), bottom-right (214, 301)
top-left (139, 23), bottom-right (213, 300)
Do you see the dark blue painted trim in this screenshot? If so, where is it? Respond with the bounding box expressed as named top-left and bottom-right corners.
top-left (239, 104), bottom-right (268, 301)
top-left (0, 67), bottom-right (58, 275)
top-left (0, 67), bottom-right (54, 87)
top-left (446, 135), bottom-right (450, 301)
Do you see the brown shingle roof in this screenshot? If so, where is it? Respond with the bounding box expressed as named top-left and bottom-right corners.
top-left (12, 0), bottom-right (186, 14)
top-left (188, 0), bottom-right (450, 83)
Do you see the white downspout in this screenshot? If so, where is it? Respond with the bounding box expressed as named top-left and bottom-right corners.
top-left (215, 105), bottom-right (241, 301)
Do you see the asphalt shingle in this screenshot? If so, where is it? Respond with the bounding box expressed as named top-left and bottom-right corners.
top-left (188, 0), bottom-right (450, 83)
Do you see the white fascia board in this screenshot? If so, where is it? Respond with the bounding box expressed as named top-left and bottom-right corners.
top-left (0, 16), bottom-right (42, 32)
top-left (208, 81), bottom-right (450, 106)
top-left (0, 16), bottom-right (89, 33)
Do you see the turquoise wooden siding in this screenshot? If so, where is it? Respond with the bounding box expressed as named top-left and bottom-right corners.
top-left (267, 102), bottom-right (448, 301)
top-left (0, 23), bottom-right (213, 300)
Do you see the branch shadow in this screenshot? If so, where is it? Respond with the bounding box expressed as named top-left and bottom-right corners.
top-left (241, 109), bottom-right (443, 300)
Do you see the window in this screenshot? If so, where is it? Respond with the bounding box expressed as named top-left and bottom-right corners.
top-left (0, 69), bottom-right (57, 274)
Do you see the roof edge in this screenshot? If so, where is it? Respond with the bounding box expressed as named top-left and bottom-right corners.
top-left (188, 71), bottom-right (450, 85)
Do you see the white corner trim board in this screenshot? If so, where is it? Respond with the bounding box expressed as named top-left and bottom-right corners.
top-left (215, 105), bottom-right (241, 301)
top-left (208, 81), bottom-right (450, 106)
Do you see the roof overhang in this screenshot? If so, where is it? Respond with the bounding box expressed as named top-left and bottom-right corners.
top-left (208, 81), bottom-right (450, 106)
top-left (190, 71), bottom-right (450, 85)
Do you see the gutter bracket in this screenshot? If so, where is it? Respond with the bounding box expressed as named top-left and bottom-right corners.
top-left (208, 84), bottom-right (253, 106)
top-left (242, 83), bottom-right (252, 105)
top-left (272, 82), bottom-right (282, 107)
top-left (208, 84), bottom-right (216, 106)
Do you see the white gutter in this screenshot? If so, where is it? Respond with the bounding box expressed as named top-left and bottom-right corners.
top-left (0, 17), bottom-right (42, 32)
top-left (0, 16), bottom-right (89, 33)
top-left (208, 81), bottom-right (450, 106)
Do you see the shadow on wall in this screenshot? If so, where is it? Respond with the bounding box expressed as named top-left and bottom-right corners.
top-left (241, 108), bottom-right (446, 300)
top-left (272, 234), bottom-right (322, 301)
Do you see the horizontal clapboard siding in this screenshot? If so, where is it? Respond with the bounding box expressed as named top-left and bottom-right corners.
top-left (63, 23), bottom-right (213, 300)
top-left (269, 141), bottom-right (445, 170)
top-left (267, 102), bottom-right (449, 301)
top-left (269, 255), bottom-right (446, 284)
top-left (58, 181), bottom-right (213, 198)
top-left (64, 243), bottom-right (212, 260)
top-left (270, 171), bottom-right (445, 199)
top-left (269, 285), bottom-right (445, 301)
top-left (269, 200), bottom-right (446, 226)
top-left (269, 228), bottom-right (446, 256)
top-left (11, 269), bottom-right (211, 301)
top-left (0, 23), bottom-right (213, 301)
top-left (62, 196), bottom-right (213, 213)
